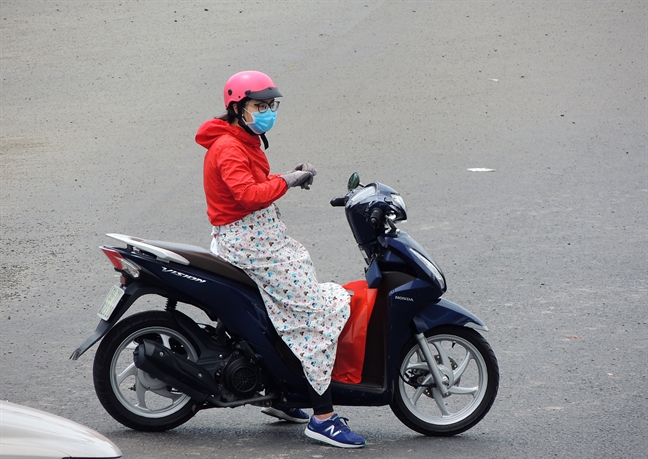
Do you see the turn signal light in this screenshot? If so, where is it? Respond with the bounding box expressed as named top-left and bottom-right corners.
top-left (101, 247), bottom-right (141, 278)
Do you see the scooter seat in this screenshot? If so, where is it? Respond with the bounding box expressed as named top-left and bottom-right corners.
top-left (143, 239), bottom-right (257, 288)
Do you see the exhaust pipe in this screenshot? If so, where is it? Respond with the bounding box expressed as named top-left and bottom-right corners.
top-left (133, 340), bottom-right (220, 402)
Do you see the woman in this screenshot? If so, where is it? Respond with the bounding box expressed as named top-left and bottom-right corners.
top-left (195, 70), bottom-right (366, 449)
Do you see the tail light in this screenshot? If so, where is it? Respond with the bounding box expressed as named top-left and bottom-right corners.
top-left (101, 247), bottom-right (141, 279)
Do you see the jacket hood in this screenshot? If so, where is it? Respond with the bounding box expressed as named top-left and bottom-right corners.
top-left (196, 118), bottom-right (260, 150)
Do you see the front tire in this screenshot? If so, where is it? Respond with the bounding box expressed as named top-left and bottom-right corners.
top-left (93, 311), bottom-right (200, 431)
top-left (390, 326), bottom-right (499, 436)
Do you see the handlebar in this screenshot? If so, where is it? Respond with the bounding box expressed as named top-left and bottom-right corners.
top-left (369, 208), bottom-right (383, 227)
top-left (330, 197), bottom-right (346, 207)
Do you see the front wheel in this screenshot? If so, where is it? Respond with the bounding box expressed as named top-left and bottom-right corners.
top-left (93, 311), bottom-right (200, 431)
top-left (390, 326), bottom-right (499, 436)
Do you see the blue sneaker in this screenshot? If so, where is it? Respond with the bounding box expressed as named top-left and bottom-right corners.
top-left (261, 406), bottom-right (309, 423)
top-left (304, 414), bottom-right (366, 448)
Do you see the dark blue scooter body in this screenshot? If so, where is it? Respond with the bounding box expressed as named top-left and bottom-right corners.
top-left (72, 175), bottom-right (492, 419)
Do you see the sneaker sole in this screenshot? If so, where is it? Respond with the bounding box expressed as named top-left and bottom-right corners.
top-left (261, 407), bottom-right (309, 424)
top-left (304, 427), bottom-right (366, 449)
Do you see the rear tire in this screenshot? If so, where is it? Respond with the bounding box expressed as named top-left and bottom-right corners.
top-left (390, 326), bottom-right (499, 436)
top-left (93, 311), bottom-right (200, 431)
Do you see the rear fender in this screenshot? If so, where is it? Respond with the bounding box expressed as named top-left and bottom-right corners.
top-left (412, 297), bottom-right (489, 333)
top-left (69, 282), bottom-right (167, 360)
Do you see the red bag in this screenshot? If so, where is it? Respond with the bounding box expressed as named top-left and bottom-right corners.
top-left (332, 280), bottom-right (378, 384)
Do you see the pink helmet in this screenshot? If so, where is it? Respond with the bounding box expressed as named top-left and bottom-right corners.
top-left (223, 71), bottom-right (282, 108)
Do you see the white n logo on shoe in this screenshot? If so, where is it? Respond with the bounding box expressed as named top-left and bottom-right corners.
top-left (323, 425), bottom-right (342, 437)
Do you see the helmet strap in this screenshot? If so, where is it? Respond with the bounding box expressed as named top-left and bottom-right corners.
top-left (260, 133), bottom-right (269, 149)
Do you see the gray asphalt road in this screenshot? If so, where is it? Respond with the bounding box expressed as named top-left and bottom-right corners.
top-left (1, 1), bottom-right (646, 458)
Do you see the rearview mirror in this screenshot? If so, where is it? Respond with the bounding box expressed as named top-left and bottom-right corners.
top-left (348, 172), bottom-right (360, 190)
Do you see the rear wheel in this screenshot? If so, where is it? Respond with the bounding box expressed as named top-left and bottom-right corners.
top-left (93, 311), bottom-right (200, 431)
top-left (390, 326), bottom-right (499, 436)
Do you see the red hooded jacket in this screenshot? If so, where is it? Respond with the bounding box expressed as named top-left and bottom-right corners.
top-left (196, 119), bottom-right (288, 226)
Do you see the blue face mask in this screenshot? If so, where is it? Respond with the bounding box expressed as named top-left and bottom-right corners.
top-left (244, 109), bottom-right (276, 135)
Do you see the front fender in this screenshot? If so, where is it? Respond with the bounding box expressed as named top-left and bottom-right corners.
top-left (69, 282), bottom-right (167, 360)
top-left (412, 297), bottom-right (489, 333)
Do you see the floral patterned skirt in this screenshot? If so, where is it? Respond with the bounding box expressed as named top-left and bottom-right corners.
top-left (211, 205), bottom-right (350, 395)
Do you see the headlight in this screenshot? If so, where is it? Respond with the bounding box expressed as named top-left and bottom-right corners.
top-left (390, 194), bottom-right (408, 221)
top-left (410, 249), bottom-right (445, 290)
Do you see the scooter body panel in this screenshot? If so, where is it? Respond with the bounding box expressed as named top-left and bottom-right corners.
top-left (412, 297), bottom-right (487, 333)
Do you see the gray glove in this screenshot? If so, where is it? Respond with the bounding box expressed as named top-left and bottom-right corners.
top-left (293, 163), bottom-right (318, 177)
top-left (281, 170), bottom-right (314, 189)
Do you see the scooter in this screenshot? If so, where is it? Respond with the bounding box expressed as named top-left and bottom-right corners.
top-left (71, 173), bottom-right (499, 436)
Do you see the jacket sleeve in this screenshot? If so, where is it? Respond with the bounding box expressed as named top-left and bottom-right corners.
top-left (216, 146), bottom-right (288, 210)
